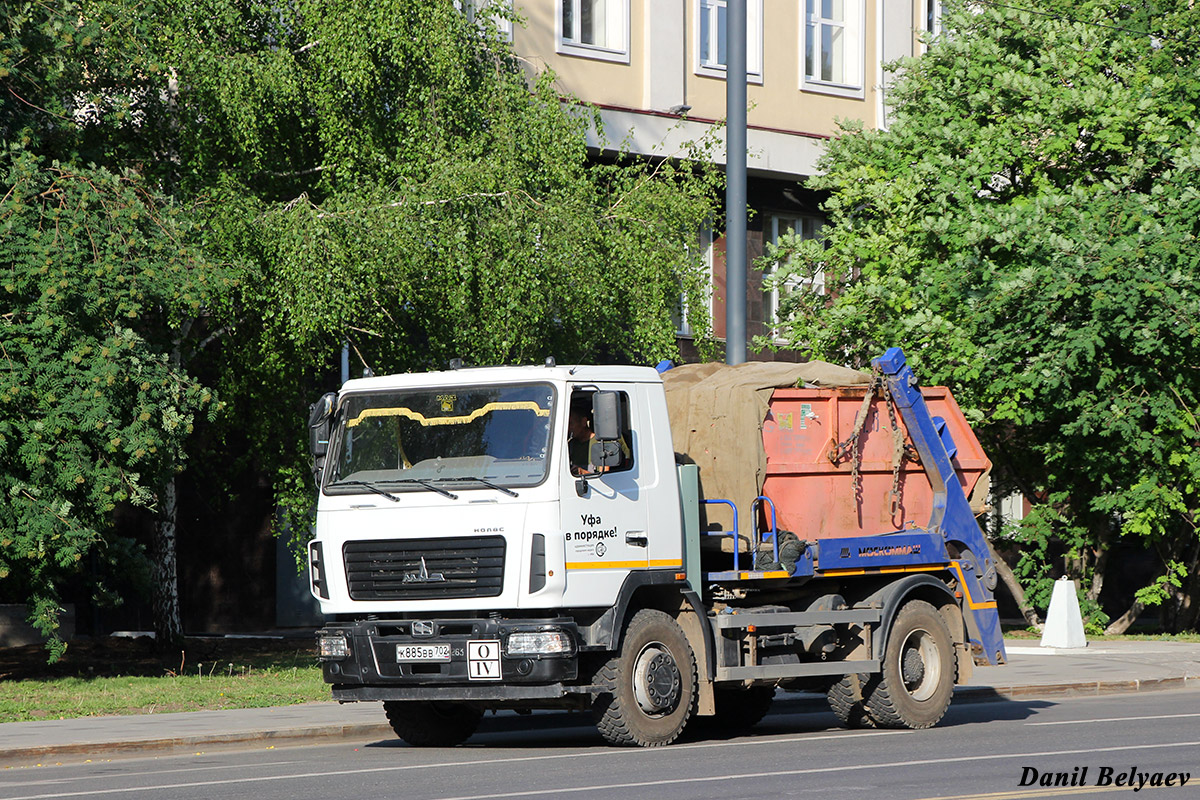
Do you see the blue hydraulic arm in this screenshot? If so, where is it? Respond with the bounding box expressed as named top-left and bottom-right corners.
top-left (873, 348), bottom-right (1007, 666)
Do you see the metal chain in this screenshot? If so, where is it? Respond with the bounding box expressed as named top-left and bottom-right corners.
top-left (881, 378), bottom-right (903, 516)
top-left (880, 377), bottom-right (920, 517)
top-left (828, 375), bottom-right (882, 500)
top-left (829, 374), bottom-right (922, 518)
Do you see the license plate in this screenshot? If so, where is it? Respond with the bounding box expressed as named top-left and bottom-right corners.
top-left (396, 643), bottom-right (451, 662)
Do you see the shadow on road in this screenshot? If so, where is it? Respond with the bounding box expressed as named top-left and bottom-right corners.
top-left (938, 692), bottom-right (1055, 726)
top-left (361, 692), bottom-right (1057, 751)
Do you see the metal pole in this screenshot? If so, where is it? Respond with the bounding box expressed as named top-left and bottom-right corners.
top-left (340, 340), bottom-right (350, 386)
top-left (725, 0), bottom-right (747, 365)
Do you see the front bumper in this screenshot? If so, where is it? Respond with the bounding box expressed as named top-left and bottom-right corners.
top-left (318, 617), bottom-right (581, 702)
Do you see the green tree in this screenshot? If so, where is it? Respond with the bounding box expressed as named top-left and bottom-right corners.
top-left (2, 0), bottom-right (720, 645)
top-left (763, 0), bottom-right (1200, 631)
top-left (146, 0), bottom-right (719, 366)
top-left (141, 0), bottom-right (721, 551)
top-left (0, 155), bottom-right (227, 657)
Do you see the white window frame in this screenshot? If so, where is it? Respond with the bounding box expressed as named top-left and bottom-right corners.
top-left (924, 0), bottom-right (943, 38)
top-left (989, 490), bottom-right (1027, 536)
top-left (676, 227), bottom-right (714, 337)
top-left (557, 0), bottom-right (630, 63)
top-left (801, 0), bottom-right (865, 99)
top-left (694, 0), bottom-right (764, 84)
top-left (455, 0), bottom-right (514, 41)
top-left (765, 214), bottom-right (824, 342)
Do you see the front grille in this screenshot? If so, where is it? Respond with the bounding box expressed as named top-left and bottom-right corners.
top-left (343, 536), bottom-right (505, 600)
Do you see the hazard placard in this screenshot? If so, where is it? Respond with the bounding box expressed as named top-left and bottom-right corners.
top-left (467, 639), bottom-right (502, 681)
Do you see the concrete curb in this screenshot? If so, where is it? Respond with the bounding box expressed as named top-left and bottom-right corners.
top-left (961, 675), bottom-right (1200, 700)
top-left (1, 723), bottom-right (396, 768)
top-left (5, 676), bottom-right (1198, 768)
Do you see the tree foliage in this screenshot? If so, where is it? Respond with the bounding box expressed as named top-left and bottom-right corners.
top-left (0, 155), bottom-right (227, 656)
top-left (2, 0), bottom-right (721, 646)
top-left (151, 0), bottom-right (720, 368)
top-left (764, 0), bottom-right (1200, 629)
top-left (150, 0), bottom-right (722, 550)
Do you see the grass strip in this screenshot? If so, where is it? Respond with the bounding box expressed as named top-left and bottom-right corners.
top-left (0, 649), bottom-right (328, 723)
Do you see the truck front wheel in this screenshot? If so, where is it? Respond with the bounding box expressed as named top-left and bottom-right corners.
top-left (593, 609), bottom-right (697, 747)
top-left (383, 701), bottom-right (482, 746)
top-left (864, 600), bottom-right (954, 729)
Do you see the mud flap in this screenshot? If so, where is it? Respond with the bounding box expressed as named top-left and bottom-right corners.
top-left (676, 593), bottom-right (716, 716)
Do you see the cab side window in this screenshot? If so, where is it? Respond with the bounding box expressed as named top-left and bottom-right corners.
top-left (567, 390), bottom-right (633, 475)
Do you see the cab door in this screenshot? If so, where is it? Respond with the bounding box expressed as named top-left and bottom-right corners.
top-left (559, 384), bottom-right (650, 605)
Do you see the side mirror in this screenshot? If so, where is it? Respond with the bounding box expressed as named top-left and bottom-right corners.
top-left (308, 392), bottom-right (336, 458)
top-left (308, 392), bottom-right (336, 485)
top-left (591, 391), bottom-right (620, 441)
top-left (589, 391), bottom-right (622, 470)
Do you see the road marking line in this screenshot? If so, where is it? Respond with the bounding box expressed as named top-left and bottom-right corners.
top-left (648, 729), bottom-right (906, 752)
top-left (426, 741), bottom-right (1200, 800)
top-left (1028, 712), bottom-right (1200, 726)
top-left (6, 738), bottom-right (1199, 800)
top-left (0, 758), bottom-right (311, 789)
top-left (1, 728), bottom-right (903, 789)
top-left (0, 730), bottom-right (903, 797)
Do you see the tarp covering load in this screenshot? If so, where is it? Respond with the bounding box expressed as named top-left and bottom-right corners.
top-left (662, 360), bottom-right (871, 541)
top-left (663, 360), bottom-right (992, 545)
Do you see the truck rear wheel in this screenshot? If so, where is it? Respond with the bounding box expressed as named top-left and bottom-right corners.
top-left (826, 673), bottom-right (877, 728)
top-left (864, 600), bottom-right (954, 729)
top-left (383, 700), bottom-right (482, 746)
top-left (593, 609), bottom-right (697, 747)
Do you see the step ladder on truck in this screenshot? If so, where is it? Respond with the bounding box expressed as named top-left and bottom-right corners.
top-left (306, 347), bottom-right (1006, 747)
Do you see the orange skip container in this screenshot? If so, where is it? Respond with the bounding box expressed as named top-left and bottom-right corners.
top-left (760, 386), bottom-right (991, 539)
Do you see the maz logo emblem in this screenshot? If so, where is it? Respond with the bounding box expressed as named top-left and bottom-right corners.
top-left (402, 557), bottom-right (447, 584)
top-left (411, 620), bottom-right (436, 637)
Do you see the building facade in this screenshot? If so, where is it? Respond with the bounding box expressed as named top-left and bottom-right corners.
top-left (500, 0), bottom-right (937, 360)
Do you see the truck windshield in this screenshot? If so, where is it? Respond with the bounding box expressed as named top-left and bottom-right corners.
top-left (326, 383), bottom-right (555, 492)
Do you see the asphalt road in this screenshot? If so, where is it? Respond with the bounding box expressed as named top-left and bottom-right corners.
top-left (4, 690), bottom-right (1199, 800)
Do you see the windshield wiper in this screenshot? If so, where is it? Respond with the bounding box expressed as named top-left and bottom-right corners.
top-left (327, 480), bottom-right (400, 502)
top-left (436, 476), bottom-right (519, 497)
top-left (385, 478), bottom-right (459, 500)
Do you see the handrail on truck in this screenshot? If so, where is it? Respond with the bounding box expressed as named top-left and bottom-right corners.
top-left (704, 496), bottom-right (780, 570)
top-left (702, 499), bottom-right (741, 570)
top-left (751, 495), bottom-right (779, 563)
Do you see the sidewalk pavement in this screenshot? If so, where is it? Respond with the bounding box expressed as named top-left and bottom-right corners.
top-left (3, 638), bottom-right (1199, 768)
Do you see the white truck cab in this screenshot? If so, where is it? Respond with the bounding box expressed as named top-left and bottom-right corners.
top-left (310, 363), bottom-right (683, 617)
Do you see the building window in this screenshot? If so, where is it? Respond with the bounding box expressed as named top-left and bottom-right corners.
top-left (988, 490), bottom-right (1027, 538)
top-left (766, 214), bottom-right (824, 340)
top-left (457, 0), bottom-right (514, 41)
top-left (695, 0), bottom-right (763, 81)
top-left (675, 227), bottom-right (714, 337)
top-left (924, 0), bottom-right (942, 37)
top-left (802, 0), bottom-right (864, 96)
top-left (558, 0), bottom-right (629, 62)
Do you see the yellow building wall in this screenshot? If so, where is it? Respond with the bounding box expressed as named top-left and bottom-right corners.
top-left (514, 1), bottom-right (647, 109)
top-left (511, 0), bottom-right (884, 140)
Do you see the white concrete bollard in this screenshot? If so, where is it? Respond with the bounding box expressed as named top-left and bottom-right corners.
top-left (1040, 577), bottom-right (1088, 649)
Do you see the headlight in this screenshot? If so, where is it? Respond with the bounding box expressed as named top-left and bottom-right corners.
top-left (505, 630), bottom-right (575, 657)
top-left (317, 632), bottom-right (350, 660)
